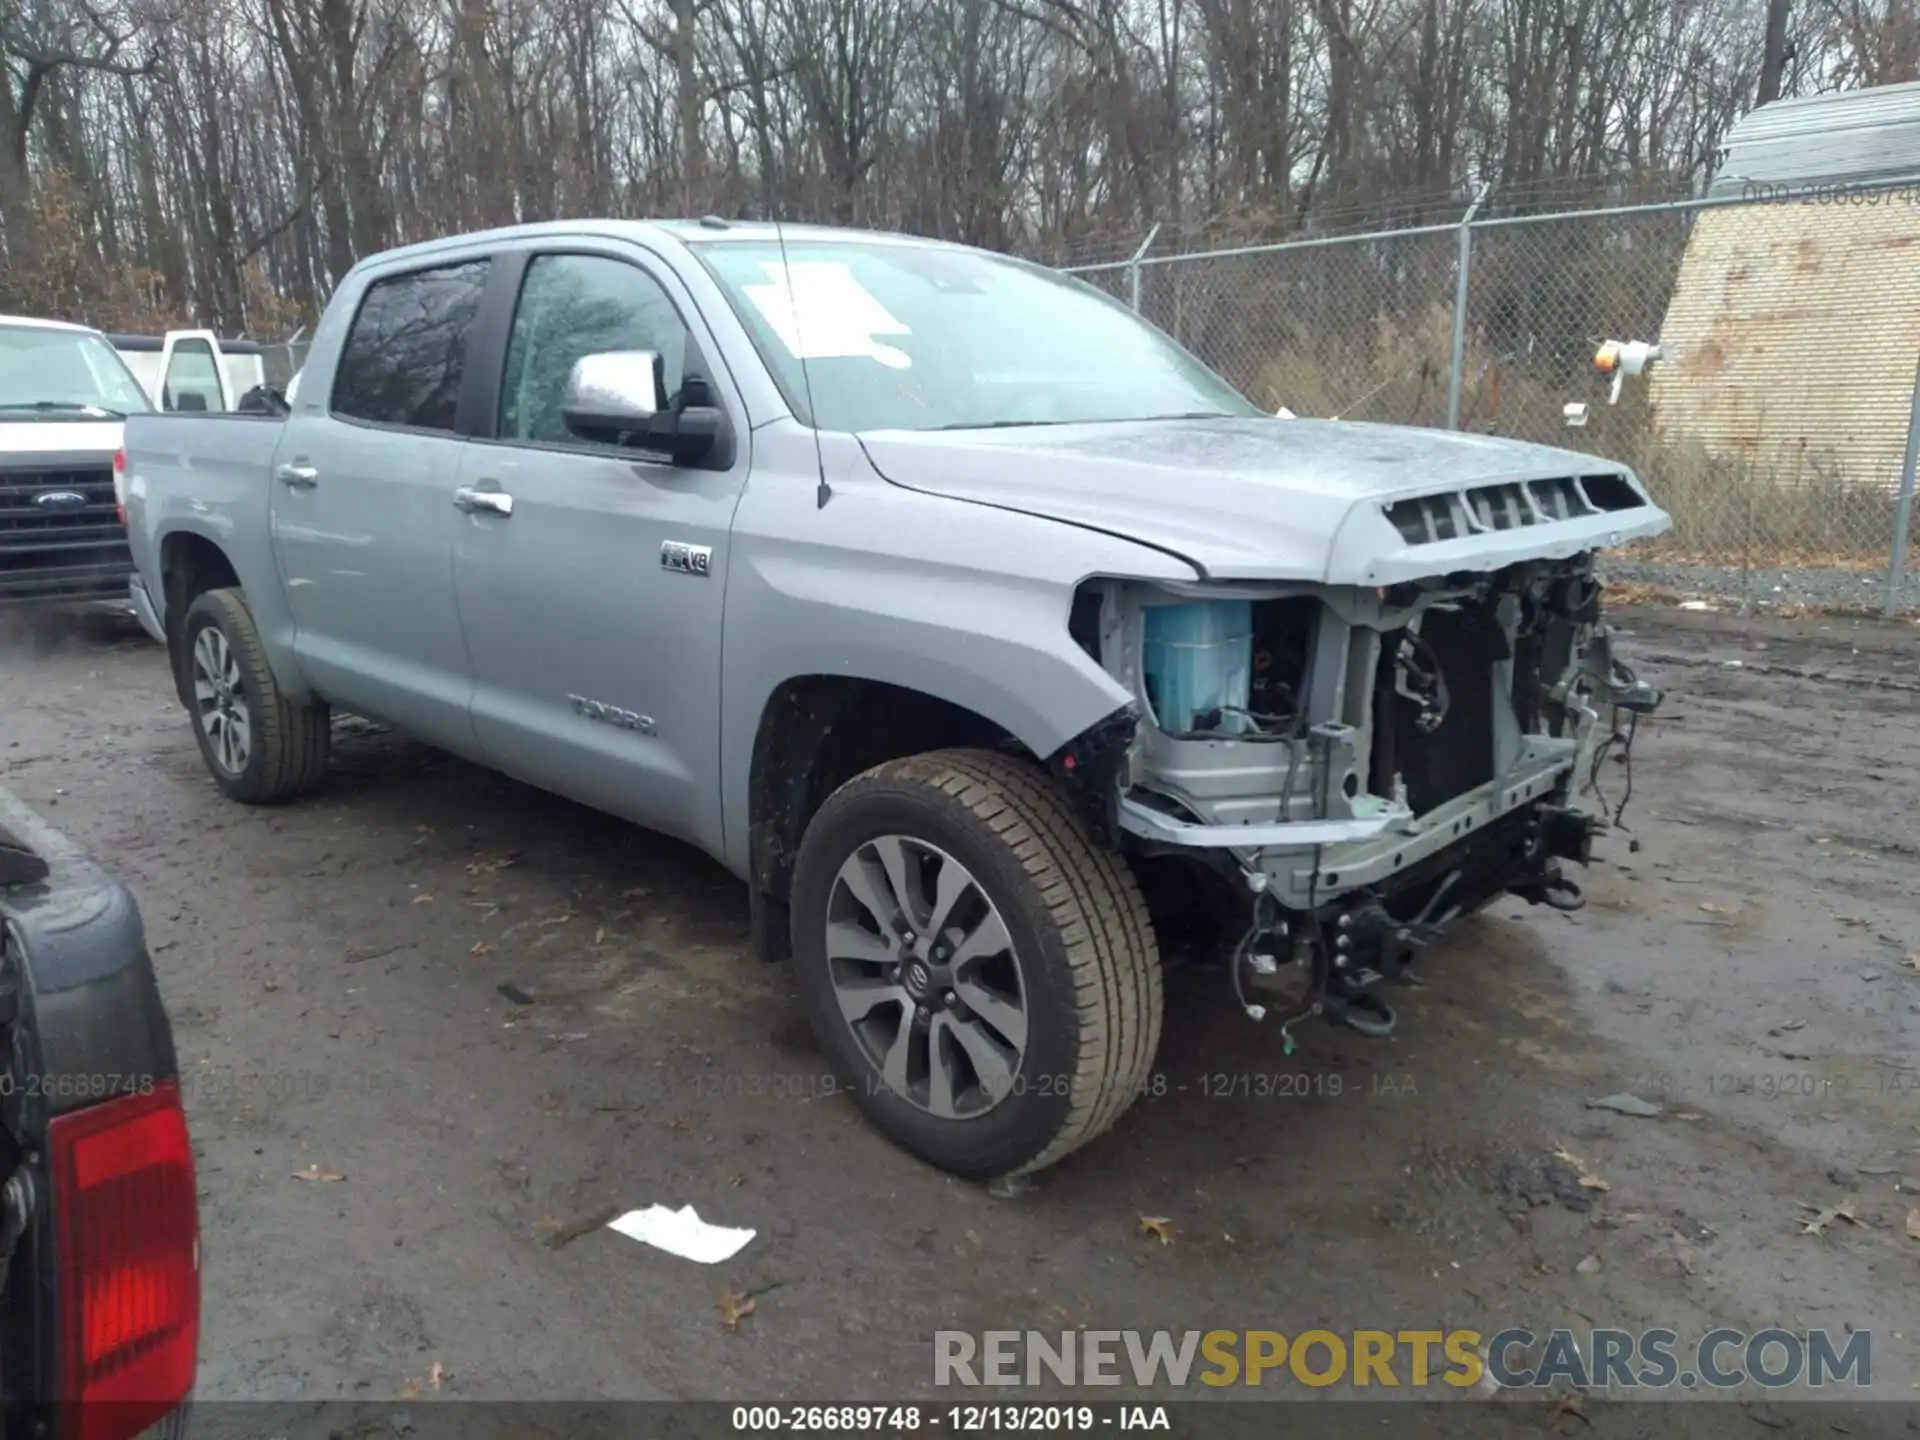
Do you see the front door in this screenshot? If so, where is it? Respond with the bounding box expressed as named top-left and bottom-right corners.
top-left (450, 247), bottom-right (747, 856)
top-left (268, 257), bottom-right (490, 749)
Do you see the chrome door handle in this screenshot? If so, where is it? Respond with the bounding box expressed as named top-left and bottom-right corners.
top-left (276, 463), bottom-right (319, 489)
top-left (452, 486), bottom-right (514, 517)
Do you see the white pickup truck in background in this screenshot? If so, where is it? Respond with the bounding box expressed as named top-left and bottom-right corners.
top-left (109, 330), bottom-right (270, 415)
top-left (0, 317), bottom-right (274, 609)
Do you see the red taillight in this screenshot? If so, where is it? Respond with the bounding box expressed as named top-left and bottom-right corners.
top-left (112, 448), bottom-right (127, 526)
top-left (49, 1081), bottom-right (199, 1440)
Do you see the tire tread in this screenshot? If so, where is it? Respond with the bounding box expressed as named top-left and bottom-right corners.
top-left (846, 748), bottom-right (1163, 1175)
top-left (186, 588), bottom-right (329, 803)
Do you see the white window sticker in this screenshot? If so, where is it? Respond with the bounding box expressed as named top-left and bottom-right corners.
top-left (742, 261), bottom-right (913, 369)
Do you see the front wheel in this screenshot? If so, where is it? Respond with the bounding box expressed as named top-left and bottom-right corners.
top-left (181, 588), bottom-right (329, 803)
top-left (790, 748), bottom-right (1163, 1179)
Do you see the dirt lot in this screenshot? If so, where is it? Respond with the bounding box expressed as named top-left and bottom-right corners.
top-left (2, 604), bottom-right (1918, 1425)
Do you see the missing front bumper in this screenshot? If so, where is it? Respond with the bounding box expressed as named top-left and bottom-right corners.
top-left (1118, 742), bottom-right (1578, 909)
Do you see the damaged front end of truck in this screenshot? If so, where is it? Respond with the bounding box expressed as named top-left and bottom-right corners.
top-left (1060, 467), bottom-right (1669, 1040)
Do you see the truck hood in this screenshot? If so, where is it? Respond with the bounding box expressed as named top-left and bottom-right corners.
top-left (0, 419), bottom-right (124, 455)
top-left (858, 417), bottom-right (1673, 585)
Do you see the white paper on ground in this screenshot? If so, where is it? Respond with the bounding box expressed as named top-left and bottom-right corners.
top-left (606, 1204), bottom-right (756, 1264)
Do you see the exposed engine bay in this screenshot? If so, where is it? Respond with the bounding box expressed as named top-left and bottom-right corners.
top-left (1065, 552), bottom-right (1662, 1040)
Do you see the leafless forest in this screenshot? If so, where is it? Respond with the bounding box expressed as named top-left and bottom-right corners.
top-left (1, 0), bottom-right (1915, 335)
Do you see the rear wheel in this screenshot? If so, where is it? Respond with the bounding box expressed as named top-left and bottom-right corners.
top-left (790, 748), bottom-right (1162, 1179)
top-left (181, 588), bottom-right (329, 803)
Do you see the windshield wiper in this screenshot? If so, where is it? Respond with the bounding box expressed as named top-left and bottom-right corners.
top-left (0, 400), bottom-right (124, 419)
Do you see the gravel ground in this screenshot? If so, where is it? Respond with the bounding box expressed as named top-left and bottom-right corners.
top-left (1602, 558), bottom-right (1920, 616)
top-left (2, 604), bottom-right (1918, 1429)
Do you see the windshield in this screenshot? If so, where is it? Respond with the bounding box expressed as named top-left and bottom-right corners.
top-left (0, 324), bottom-right (152, 416)
top-left (690, 239), bottom-right (1257, 433)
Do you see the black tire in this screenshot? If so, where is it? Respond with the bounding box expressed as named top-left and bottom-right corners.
top-left (790, 748), bottom-right (1163, 1179)
top-left (180, 587), bottom-right (329, 804)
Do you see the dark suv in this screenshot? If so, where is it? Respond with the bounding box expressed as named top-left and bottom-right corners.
top-left (0, 786), bottom-right (198, 1439)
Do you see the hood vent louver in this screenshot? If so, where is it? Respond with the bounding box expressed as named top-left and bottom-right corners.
top-left (1384, 473), bottom-right (1644, 546)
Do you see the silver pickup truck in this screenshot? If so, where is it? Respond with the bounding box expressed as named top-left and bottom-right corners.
top-left (123, 219), bottom-right (1669, 1179)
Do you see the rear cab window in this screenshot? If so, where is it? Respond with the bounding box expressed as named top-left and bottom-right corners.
top-left (330, 260), bottom-right (490, 432)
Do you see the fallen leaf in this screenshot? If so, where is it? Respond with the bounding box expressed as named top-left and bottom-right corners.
top-left (428, 1361), bottom-right (446, 1390)
top-left (1675, 1111), bottom-right (1705, 1121)
top-left (537, 1205), bottom-right (619, 1250)
top-left (718, 1282), bottom-right (757, 1332)
top-left (1587, 1092), bottom-right (1664, 1118)
top-left (1699, 902), bottom-right (1728, 914)
top-left (1550, 1141), bottom-right (1613, 1193)
top-left (1903, 954), bottom-right (1920, 972)
top-left (470, 941), bottom-right (493, 957)
top-left (1574, 1254), bottom-right (1601, 1275)
top-left (412, 893), bottom-right (434, 906)
top-left (667, 1116), bottom-right (696, 1132)
top-left (399, 1377), bottom-right (422, 1400)
top-left (1800, 1198), bottom-right (1866, 1236)
top-left (1836, 915), bottom-right (1870, 928)
top-left (1671, 1233), bottom-right (1698, 1276)
top-left (1547, 1393), bottom-right (1591, 1425)
top-left (1907, 1208), bottom-right (1920, 1241)
top-left (1138, 1215), bottom-right (1173, 1245)
top-left (293, 1165), bottom-right (346, 1182)
top-left (466, 856), bottom-right (516, 875)
top-left (594, 927), bottom-right (606, 945)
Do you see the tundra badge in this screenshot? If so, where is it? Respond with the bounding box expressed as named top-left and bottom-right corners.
top-left (568, 695), bottom-right (657, 735)
top-left (660, 540), bottom-right (712, 576)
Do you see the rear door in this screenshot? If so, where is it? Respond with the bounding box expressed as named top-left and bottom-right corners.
top-left (267, 257), bottom-right (490, 750)
top-left (449, 244), bottom-right (747, 854)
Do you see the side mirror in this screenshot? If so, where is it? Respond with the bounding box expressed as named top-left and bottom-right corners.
top-left (563, 351), bottom-right (666, 444)
top-left (561, 349), bottom-right (724, 464)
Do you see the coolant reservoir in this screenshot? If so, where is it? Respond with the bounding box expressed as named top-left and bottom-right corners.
top-left (1142, 601), bottom-right (1253, 735)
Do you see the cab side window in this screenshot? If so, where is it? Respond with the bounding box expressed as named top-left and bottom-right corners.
top-left (331, 260), bottom-right (490, 432)
top-left (499, 254), bottom-right (689, 448)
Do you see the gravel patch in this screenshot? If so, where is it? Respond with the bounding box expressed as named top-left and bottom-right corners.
top-left (1600, 557), bottom-right (1920, 616)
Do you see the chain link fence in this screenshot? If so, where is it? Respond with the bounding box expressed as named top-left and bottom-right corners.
top-left (1064, 185), bottom-right (1920, 617)
top-left (256, 337), bottom-right (310, 391)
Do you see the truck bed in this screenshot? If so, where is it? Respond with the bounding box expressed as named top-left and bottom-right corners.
top-left (123, 412), bottom-right (286, 617)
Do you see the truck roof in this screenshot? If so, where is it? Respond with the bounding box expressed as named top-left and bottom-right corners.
top-left (0, 314), bottom-right (104, 335)
top-left (355, 218), bottom-right (967, 271)
top-left (106, 333), bottom-right (264, 356)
